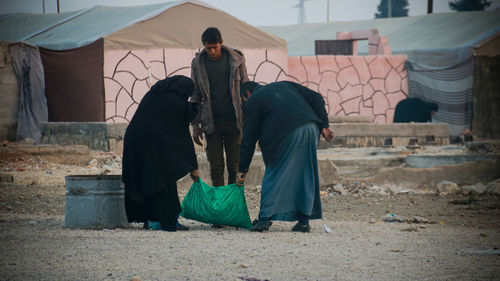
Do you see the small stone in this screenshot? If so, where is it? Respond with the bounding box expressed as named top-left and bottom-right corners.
top-left (437, 181), bottom-right (460, 195)
top-left (23, 138), bottom-right (36, 145)
top-left (100, 165), bottom-right (113, 175)
top-left (486, 179), bottom-right (500, 195)
top-left (6, 206), bottom-right (12, 211)
top-left (461, 183), bottom-right (487, 195)
top-left (333, 183), bottom-right (347, 195)
top-left (88, 159), bottom-right (98, 168)
top-left (130, 277), bottom-right (141, 281)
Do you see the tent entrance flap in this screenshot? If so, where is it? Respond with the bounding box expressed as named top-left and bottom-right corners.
top-left (40, 39), bottom-right (104, 122)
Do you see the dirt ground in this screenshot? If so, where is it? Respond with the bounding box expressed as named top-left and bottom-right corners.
top-left (0, 145), bottom-right (499, 281)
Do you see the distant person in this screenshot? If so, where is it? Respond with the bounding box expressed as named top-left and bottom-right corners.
top-left (236, 81), bottom-right (334, 233)
top-left (190, 27), bottom-right (249, 190)
top-left (122, 75), bottom-right (199, 232)
top-left (393, 97), bottom-right (439, 123)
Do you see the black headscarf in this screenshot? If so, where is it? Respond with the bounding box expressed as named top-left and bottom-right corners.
top-left (122, 75), bottom-right (198, 203)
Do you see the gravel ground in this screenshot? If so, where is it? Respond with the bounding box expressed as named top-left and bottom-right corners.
top-left (1, 145), bottom-right (500, 281)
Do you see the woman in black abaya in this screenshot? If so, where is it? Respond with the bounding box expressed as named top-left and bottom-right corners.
top-left (122, 75), bottom-right (199, 231)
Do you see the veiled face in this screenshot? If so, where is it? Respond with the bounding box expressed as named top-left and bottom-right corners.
top-left (204, 42), bottom-right (222, 60)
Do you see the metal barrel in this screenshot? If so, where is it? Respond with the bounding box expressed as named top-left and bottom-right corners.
top-left (64, 175), bottom-right (128, 229)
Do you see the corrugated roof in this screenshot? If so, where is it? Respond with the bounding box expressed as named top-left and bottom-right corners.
top-left (261, 10), bottom-right (500, 67)
top-left (0, 0), bottom-right (286, 51)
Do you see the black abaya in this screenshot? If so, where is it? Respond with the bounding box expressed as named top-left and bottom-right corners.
top-left (122, 75), bottom-right (198, 230)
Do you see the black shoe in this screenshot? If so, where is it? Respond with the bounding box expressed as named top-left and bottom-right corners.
top-left (251, 220), bottom-right (272, 232)
top-left (291, 222), bottom-right (310, 233)
top-left (211, 224), bottom-right (226, 229)
top-left (176, 223), bottom-right (189, 231)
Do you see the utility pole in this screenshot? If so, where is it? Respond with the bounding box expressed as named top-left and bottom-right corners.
top-left (57, 0), bottom-right (60, 13)
top-left (388, 0), bottom-right (392, 18)
top-left (327, 0), bottom-right (330, 23)
top-left (42, 0), bottom-right (45, 14)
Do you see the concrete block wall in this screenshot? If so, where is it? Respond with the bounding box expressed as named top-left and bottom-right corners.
top-left (0, 43), bottom-right (19, 141)
top-left (41, 122), bottom-right (127, 153)
top-left (319, 123), bottom-right (450, 148)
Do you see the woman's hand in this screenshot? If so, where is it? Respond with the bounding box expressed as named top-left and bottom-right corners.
top-left (190, 169), bottom-right (199, 182)
top-left (236, 172), bottom-right (246, 186)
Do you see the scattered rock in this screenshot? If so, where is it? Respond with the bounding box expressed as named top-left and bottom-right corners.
top-left (88, 159), bottom-right (98, 168)
top-left (412, 216), bottom-right (431, 224)
top-left (333, 183), bottom-right (346, 195)
top-left (382, 213), bottom-right (406, 223)
top-left (386, 184), bottom-right (401, 195)
top-left (461, 183), bottom-right (486, 195)
top-left (437, 181), bottom-right (460, 196)
top-left (100, 165), bottom-right (113, 175)
top-left (22, 138), bottom-right (36, 145)
top-left (486, 178), bottom-right (500, 195)
top-left (401, 227), bottom-right (418, 232)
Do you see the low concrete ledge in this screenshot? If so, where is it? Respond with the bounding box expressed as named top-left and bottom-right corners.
top-left (321, 123), bottom-right (450, 148)
top-left (41, 122), bottom-right (127, 153)
top-left (329, 115), bottom-right (373, 123)
top-left (40, 122), bottom-right (451, 152)
top-left (332, 123), bottom-right (449, 137)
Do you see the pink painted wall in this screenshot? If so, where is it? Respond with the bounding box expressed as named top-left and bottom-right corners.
top-left (286, 55), bottom-right (408, 124)
top-left (103, 48), bottom-right (288, 123)
top-left (104, 49), bottom-right (407, 124)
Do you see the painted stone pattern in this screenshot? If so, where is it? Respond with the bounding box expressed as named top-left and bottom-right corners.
top-left (104, 49), bottom-right (407, 124)
top-left (287, 55), bottom-right (408, 124)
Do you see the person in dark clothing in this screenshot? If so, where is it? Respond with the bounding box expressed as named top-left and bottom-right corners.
top-left (122, 75), bottom-right (199, 232)
top-left (236, 81), bottom-right (334, 233)
top-left (393, 97), bottom-right (439, 123)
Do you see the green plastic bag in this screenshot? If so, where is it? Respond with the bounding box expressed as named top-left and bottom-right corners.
top-left (180, 178), bottom-right (252, 229)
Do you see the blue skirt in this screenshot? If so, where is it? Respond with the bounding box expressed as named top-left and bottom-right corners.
top-left (259, 123), bottom-right (322, 221)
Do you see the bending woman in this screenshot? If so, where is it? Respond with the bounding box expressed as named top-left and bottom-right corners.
top-left (122, 75), bottom-right (199, 231)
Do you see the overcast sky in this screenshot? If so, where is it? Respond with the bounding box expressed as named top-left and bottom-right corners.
top-left (1, 0), bottom-right (499, 26)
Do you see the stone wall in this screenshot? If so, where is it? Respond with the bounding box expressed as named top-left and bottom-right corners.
top-left (0, 43), bottom-right (19, 141)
